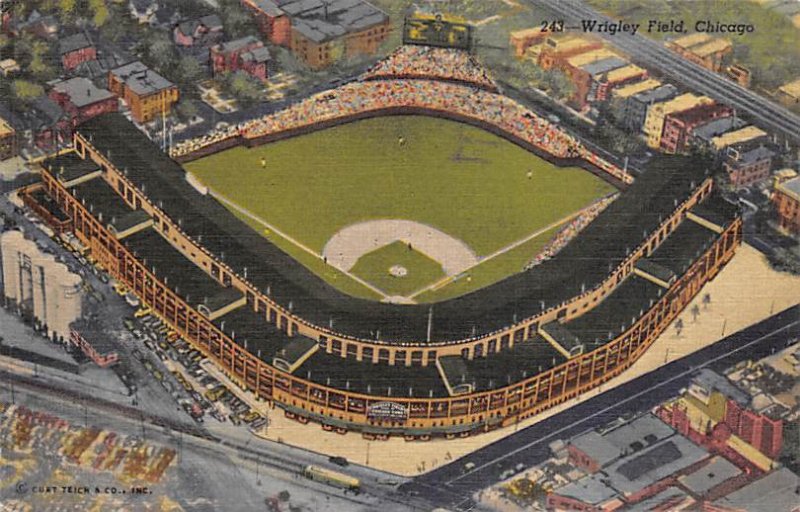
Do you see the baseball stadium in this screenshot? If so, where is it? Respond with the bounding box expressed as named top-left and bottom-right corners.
top-left (25, 24), bottom-right (742, 439)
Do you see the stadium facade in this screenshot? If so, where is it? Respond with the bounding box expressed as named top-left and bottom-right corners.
top-left (27, 49), bottom-right (742, 438)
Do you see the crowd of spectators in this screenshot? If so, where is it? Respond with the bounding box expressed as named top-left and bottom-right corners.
top-left (525, 193), bottom-right (619, 270)
top-left (170, 49), bottom-right (630, 185)
top-left (360, 45), bottom-right (498, 91)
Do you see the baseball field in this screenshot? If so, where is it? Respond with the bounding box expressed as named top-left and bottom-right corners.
top-left (186, 116), bottom-right (615, 301)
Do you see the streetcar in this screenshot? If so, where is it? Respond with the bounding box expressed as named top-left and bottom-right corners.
top-left (303, 465), bottom-right (360, 493)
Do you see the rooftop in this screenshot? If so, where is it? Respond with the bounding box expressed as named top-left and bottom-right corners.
top-left (612, 78), bottom-right (661, 99)
top-left (50, 77), bottom-right (114, 108)
top-left (580, 56), bottom-right (628, 77)
top-left (712, 468), bottom-right (800, 512)
top-left (778, 77), bottom-right (800, 98)
top-left (570, 413), bottom-right (676, 469)
top-left (605, 435), bottom-right (709, 495)
top-left (69, 178), bottom-right (151, 235)
top-left (554, 475), bottom-right (619, 505)
top-left (678, 456), bottom-right (741, 495)
top-left (645, 217), bottom-right (719, 276)
top-left (605, 64), bottom-right (645, 83)
top-left (669, 33), bottom-right (713, 49)
top-left (690, 368), bottom-right (750, 406)
top-left (177, 14), bottom-right (223, 36)
top-left (691, 38), bottom-right (732, 57)
top-left (284, 0), bottom-right (389, 43)
top-left (733, 145), bottom-right (775, 165)
top-left (213, 306), bottom-right (294, 361)
top-left (567, 48), bottom-right (620, 68)
top-left (122, 228), bottom-right (244, 313)
top-left (59, 33), bottom-right (93, 55)
top-left (712, 126), bottom-right (768, 150)
top-left (691, 115), bottom-right (745, 142)
top-left (631, 84), bottom-right (678, 105)
top-left (777, 175), bottom-right (800, 200)
top-left (42, 152), bottom-right (101, 185)
top-left (651, 94), bottom-right (711, 117)
top-left (110, 61), bottom-right (175, 96)
top-left (214, 36), bottom-right (262, 54)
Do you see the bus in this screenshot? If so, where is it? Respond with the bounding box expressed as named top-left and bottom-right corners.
top-left (303, 465), bottom-right (360, 493)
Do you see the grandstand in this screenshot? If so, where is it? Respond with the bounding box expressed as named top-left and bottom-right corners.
top-left (25, 45), bottom-right (743, 438)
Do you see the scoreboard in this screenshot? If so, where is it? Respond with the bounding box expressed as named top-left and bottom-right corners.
top-left (403, 13), bottom-right (474, 51)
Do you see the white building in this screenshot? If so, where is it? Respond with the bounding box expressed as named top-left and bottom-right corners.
top-left (1, 230), bottom-right (82, 342)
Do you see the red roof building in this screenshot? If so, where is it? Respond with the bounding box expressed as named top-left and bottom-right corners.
top-left (48, 77), bottom-right (118, 127)
top-left (59, 33), bottom-right (97, 72)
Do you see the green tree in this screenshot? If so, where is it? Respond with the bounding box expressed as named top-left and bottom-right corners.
top-left (176, 56), bottom-right (204, 90)
top-left (12, 80), bottom-right (45, 101)
top-left (89, 0), bottom-right (110, 27)
top-left (58, 0), bottom-right (76, 22)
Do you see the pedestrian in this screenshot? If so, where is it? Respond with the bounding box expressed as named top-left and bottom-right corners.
top-left (260, 157), bottom-right (267, 169)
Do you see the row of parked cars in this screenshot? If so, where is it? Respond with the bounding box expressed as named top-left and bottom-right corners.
top-left (126, 307), bottom-right (267, 431)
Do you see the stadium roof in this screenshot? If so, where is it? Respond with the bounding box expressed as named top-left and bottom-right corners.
top-left (69, 177), bottom-right (151, 235)
top-left (75, 114), bottom-right (722, 344)
top-left (122, 228), bottom-right (244, 314)
top-left (43, 152), bottom-right (101, 185)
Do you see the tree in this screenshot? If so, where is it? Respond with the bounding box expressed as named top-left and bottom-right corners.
top-left (57, 0), bottom-right (77, 22)
top-left (176, 99), bottom-right (199, 122)
top-left (176, 56), bottom-right (204, 91)
top-left (12, 80), bottom-right (44, 102)
top-left (89, 0), bottom-right (110, 27)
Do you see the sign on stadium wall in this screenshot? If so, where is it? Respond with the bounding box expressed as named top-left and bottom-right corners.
top-left (367, 401), bottom-right (409, 421)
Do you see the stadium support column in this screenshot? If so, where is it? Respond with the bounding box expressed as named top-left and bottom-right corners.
top-left (427, 307), bottom-right (433, 343)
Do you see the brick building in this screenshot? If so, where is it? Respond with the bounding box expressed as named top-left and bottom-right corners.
top-left (772, 176), bottom-right (800, 235)
top-left (48, 77), bottom-right (118, 127)
top-left (660, 102), bottom-right (731, 154)
top-left (210, 36), bottom-right (271, 80)
top-left (59, 33), bottom-right (96, 72)
top-left (723, 397), bottom-right (783, 459)
top-left (561, 50), bottom-right (628, 109)
top-left (108, 61), bottom-right (179, 123)
top-left (70, 318), bottom-right (120, 368)
top-left (538, 36), bottom-right (603, 70)
top-left (0, 116), bottom-right (17, 161)
top-left (666, 33), bottom-right (732, 72)
top-left (241, 0), bottom-right (389, 69)
top-left (643, 94), bottom-right (714, 149)
top-left (722, 145), bottom-right (775, 189)
top-left (619, 84), bottom-right (678, 133)
top-left (241, 0), bottom-right (292, 46)
top-left (711, 126), bottom-right (768, 154)
top-left (509, 27), bottom-right (546, 58)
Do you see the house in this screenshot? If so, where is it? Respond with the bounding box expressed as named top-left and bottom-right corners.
top-left (241, 0), bottom-right (292, 46)
top-left (619, 84), bottom-right (678, 133)
top-left (26, 96), bottom-right (71, 149)
top-left (509, 27), bottom-right (547, 58)
top-left (772, 176), bottom-right (800, 235)
top-left (210, 36), bottom-right (271, 80)
top-left (8, 9), bottom-right (59, 39)
top-left (48, 77), bottom-right (118, 127)
top-left (0, 116), bottom-right (17, 161)
top-left (59, 33), bottom-right (97, 72)
top-left (129, 0), bottom-right (158, 25)
top-left (723, 145), bottom-right (775, 189)
top-left (174, 14), bottom-right (224, 47)
top-left (108, 61), bottom-right (179, 123)
top-left (643, 94), bottom-right (714, 149)
top-left (538, 36), bottom-right (603, 70)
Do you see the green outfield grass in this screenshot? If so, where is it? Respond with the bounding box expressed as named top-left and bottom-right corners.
top-left (350, 241), bottom-right (446, 297)
top-left (187, 115), bottom-right (615, 301)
